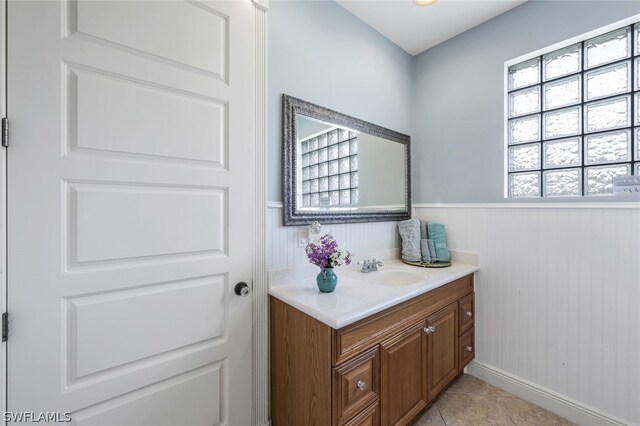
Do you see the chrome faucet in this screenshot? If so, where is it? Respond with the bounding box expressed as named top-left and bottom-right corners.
top-left (358, 258), bottom-right (383, 273)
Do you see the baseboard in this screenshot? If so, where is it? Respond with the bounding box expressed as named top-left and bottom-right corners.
top-left (466, 361), bottom-right (632, 426)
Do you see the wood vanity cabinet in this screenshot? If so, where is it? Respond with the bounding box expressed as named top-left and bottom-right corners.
top-left (271, 274), bottom-right (475, 426)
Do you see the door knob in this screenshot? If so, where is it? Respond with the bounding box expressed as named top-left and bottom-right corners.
top-left (234, 282), bottom-right (251, 297)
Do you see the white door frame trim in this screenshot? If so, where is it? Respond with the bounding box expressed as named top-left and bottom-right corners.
top-left (0, 0), bottom-right (6, 422)
top-left (252, 0), bottom-right (269, 425)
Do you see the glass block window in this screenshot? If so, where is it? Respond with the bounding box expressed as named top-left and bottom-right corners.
top-left (300, 127), bottom-right (358, 207)
top-left (506, 22), bottom-right (640, 197)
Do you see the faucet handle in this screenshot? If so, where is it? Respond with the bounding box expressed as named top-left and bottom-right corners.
top-left (358, 259), bottom-right (374, 270)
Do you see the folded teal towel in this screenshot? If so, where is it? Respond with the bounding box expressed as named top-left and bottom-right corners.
top-left (428, 239), bottom-right (436, 262)
top-left (420, 239), bottom-right (432, 262)
top-left (419, 220), bottom-right (428, 239)
top-left (398, 219), bottom-right (421, 262)
top-left (427, 223), bottom-right (450, 262)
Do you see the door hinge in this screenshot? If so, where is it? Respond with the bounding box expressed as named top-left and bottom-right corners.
top-left (1, 118), bottom-right (8, 148)
top-left (2, 312), bottom-right (7, 342)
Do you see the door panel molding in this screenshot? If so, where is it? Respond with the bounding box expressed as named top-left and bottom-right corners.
top-left (65, 274), bottom-right (228, 384)
top-left (70, 361), bottom-right (227, 426)
top-left (66, 181), bottom-right (228, 266)
top-left (64, 0), bottom-right (229, 81)
top-left (65, 64), bottom-right (229, 167)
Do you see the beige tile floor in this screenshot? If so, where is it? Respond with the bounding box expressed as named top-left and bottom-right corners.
top-left (415, 374), bottom-right (575, 426)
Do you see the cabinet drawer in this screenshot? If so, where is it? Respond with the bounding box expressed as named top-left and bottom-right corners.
top-left (333, 347), bottom-right (380, 426)
top-left (459, 327), bottom-right (474, 370)
top-left (334, 275), bottom-right (473, 364)
top-left (343, 402), bottom-right (379, 426)
top-left (458, 293), bottom-right (474, 335)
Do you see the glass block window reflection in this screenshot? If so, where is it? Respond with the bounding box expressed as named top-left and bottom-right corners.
top-left (300, 128), bottom-right (358, 207)
top-left (506, 22), bottom-right (640, 197)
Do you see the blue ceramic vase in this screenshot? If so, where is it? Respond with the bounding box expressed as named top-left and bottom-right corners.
top-left (316, 267), bottom-right (338, 293)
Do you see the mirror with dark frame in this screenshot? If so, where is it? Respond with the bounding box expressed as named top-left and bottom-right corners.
top-left (283, 95), bottom-right (411, 225)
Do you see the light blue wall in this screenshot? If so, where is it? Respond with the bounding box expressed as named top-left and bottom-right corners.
top-left (412, 0), bottom-right (640, 203)
top-left (269, 0), bottom-right (640, 203)
top-left (268, 0), bottom-right (413, 201)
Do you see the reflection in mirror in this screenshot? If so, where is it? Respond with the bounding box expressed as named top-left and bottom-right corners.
top-left (283, 95), bottom-right (410, 225)
top-left (297, 114), bottom-right (406, 211)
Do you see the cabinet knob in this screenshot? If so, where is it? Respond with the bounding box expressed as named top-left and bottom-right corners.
top-left (466, 311), bottom-right (473, 317)
top-left (357, 380), bottom-right (366, 391)
top-left (423, 325), bottom-right (435, 334)
top-left (466, 346), bottom-right (473, 352)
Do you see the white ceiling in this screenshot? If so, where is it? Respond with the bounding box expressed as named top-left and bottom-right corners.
top-left (337, 0), bottom-right (528, 56)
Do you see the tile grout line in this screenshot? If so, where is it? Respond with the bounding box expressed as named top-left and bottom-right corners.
top-left (435, 402), bottom-right (447, 426)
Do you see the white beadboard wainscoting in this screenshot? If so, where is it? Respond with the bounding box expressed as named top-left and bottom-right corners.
top-left (414, 203), bottom-right (640, 426)
top-left (267, 202), bottom-right (400, 270)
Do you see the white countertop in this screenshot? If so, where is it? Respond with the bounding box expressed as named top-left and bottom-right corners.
top-left (268, 260), bottom-right (479, 329)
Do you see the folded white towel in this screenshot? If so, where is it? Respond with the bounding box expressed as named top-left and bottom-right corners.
top-left (398, 219), bottom-right (421, 262)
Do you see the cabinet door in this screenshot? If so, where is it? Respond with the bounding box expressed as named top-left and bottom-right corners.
top-left (380, 322), bottom-right (428, 426)
top-left (426, 303), bottom-right (459, 400)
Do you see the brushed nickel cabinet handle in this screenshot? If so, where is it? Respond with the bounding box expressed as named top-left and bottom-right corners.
top-left (357, 380), bottom-right (366, 391)
top-left (466, 346), bottom-right (473, 352)
top-left (466, 311), bottom-right (473, 317)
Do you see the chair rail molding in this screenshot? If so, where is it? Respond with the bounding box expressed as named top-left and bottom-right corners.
top-left (253, 0), bottom-right (269, 425)
top-left (412, 202), bottom-right (640, 210)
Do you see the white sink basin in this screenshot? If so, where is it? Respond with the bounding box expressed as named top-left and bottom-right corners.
top-left (360, 268), bottom-right (424, 286)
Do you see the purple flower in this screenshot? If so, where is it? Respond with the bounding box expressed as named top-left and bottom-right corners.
top-left (305, 234), bottom-right (351, 268)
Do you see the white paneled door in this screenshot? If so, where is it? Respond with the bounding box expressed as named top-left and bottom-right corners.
top-left (7, 1), bottom-right (254, 424)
